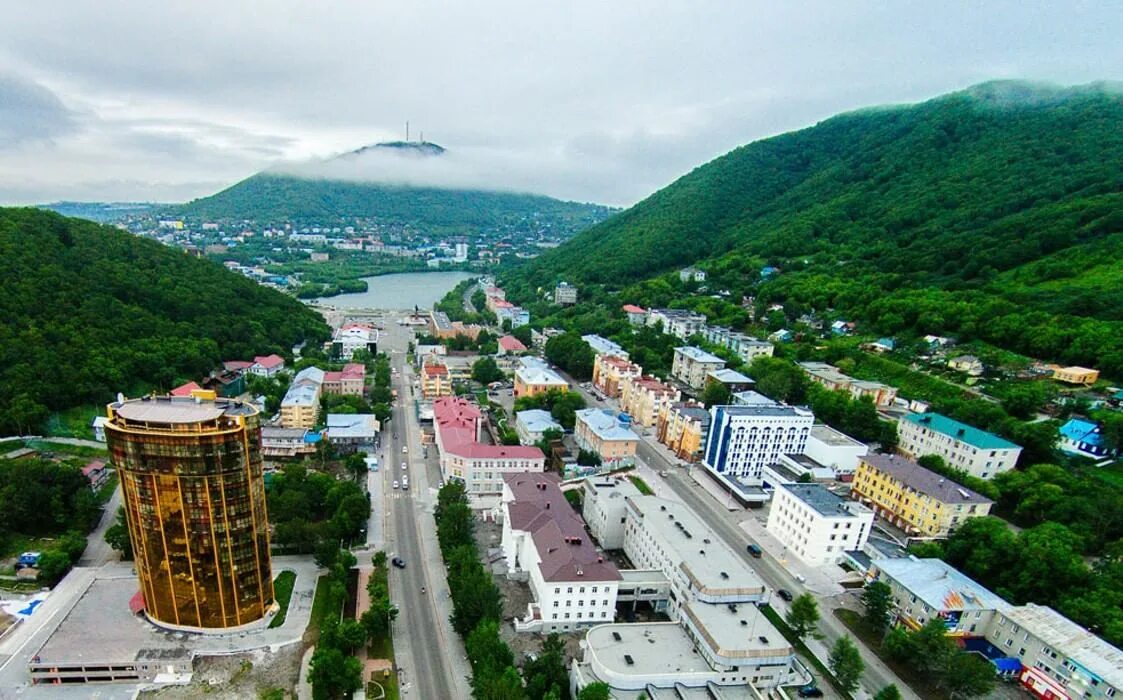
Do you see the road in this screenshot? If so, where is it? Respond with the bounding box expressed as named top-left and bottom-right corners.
top-left (77, 487), bottom-right (121, 567)
top-left (374, 318), bottom-right (464, 700)
top-left (559, 372), bottom-right (917, 700)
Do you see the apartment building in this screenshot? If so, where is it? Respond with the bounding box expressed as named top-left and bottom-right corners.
top-left (493, 300), bottom-right (530, 328)
top-left (646, 308), bottom-right (707, 340)
top-left (703, 326), bottom-right (774, 364)
top-left (515, 409), bottom-right (562, 446)
top-left (851, 453), bottom-right (993, 538)
top-left (671, 346), bottom-right (726, 389)
top-left (798, 361), bottom-right (898, 407)
top-left (433, 397), bottom-right (545, 500)
top-left (331, 323), bottom-right (376, 359)
top-left (592, 354), bottom-right (643, 398)
top-left (621, 304), bottom-right (646, 326)
top-left (554, 282), bottom-right (578, 305)
top-left (706, 368), bottom-right (755, 393)
top-left (581, 334), bottom-right (629, 360)
top-left (421, 363), bottom-right (453, 398)
top-left (514, 361), bottom-right (568, 398)
top-left (766, 483), bottom-right (873, 566)
top-left (574, 409), bottom-right (638, 468)
top-left (899, 412), bottom-right (1021, 479)
top-left (280, 367), bottom-right (324, 429)
top-left (322, 362), bottom-right (365, 396)
top-left (250, 353), bottom-right (285, 378)
top-left (702, 404), bottom-right (814, 484)
top-left (872, 557), bottom-right (1011, 636)
top-left (619, 375), bottom-right (681, 427)
top-left (805, 424), bottom-right (868, 478)
top-left (501, 472), bottom-right (620, 633)
top-left (655, 402), bottom-right (711, 462)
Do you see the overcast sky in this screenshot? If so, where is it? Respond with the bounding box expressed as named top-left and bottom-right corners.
top-left (1, 2), bottom-right (1120, 207)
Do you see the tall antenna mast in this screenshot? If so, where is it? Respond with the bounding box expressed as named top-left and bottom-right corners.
top-left (406, 121), bottom-right (410, 142)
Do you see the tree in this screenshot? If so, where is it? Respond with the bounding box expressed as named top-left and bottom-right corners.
top-left (577, 683), bottom-right (611, 700)
top-left (700, 380), bottom-right (732, 407)
top-left (873, 685), bottom-right (902, 700)
top-left (576, 449), bottom-right (602, 467)
top-left (345, 452), bottom-right (368, 482)
top-left (472, 356), bottom-right (506, 385)
top-left (785, 593), bottom-right (820, 638)
top-left (336, 618), bottom-right (368, 654)
top-left (861, 580), bottom-right (893, 635)
top-left (104, 506), bottom-right (133, 561)
top-left (308, 646), bottom-right (362, 700)
top-left (829, 636), bottom-right (864, 694)
top-left (524, 634), bottom-right (570, 700)
top-left (941, 651), bottom-right (996, 699)
top-left (35, 550), bottom-right (72, 586)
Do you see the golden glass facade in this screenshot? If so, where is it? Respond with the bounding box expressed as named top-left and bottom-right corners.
top-left (105, 396), bottom-right (274, 629)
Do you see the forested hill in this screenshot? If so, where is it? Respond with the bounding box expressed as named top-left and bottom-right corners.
top-left (0, 208), bottom-right (330, 433)
top-left (172, 173), bottom-right (614, 233)
top-left (507, 81), bottom-right (1123, 375)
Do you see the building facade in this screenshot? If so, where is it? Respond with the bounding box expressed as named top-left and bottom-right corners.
top-left (280, 367), bottom-right (323, 429)
top-left (765, 483), bottom-right (873, 566)
top-left (851, 453), bottom-right (993, 538)
top-left (702, 405), bottom-right (814, 483)
top-left (798, 362), bottom-right (898, 407)
top-left (805, 424), bottom-right (868, 479)
top-left (619, 375), bottom-right (681, 427)
top-left (331, 323), bottom-right (376, 360)
top-left (581, 334), bottom-right (628, 360)
top-left (322, 362), bottom-right (365, 396)
top-left (646, 309), bottom-right (707, 340)
top-left (421, 363), bottom-right (453, 399)
top-left (104, 396), bottom-right (274, 629)
top-left (574, 409), bottom-right (639, 468)
top-left (671, 346), bottom-right (726, 389)
top-left (514, 363), bottom-right (568, 398)
top-left (592, 354), bottom-right (642, 398)
top-left (434, 397), bottom-right (546, 499)
top-left (655, 402), bottom-right (710, 462)
top-left (554, 282), bottom-right (578, 305)
top-left (899, 412), bottom-right (1022, 480)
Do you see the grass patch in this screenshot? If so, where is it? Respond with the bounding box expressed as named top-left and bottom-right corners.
top-left (834, 608), bottom-right (942, 699)
top-left (366, 563), bottom-right (395, 660)
top-left (305, 574), bottom-right (343, 644)
top-left (268, 571), bottom-right (297, 629)
top-left (23, 440), bottom-right (108, 459)
top-left (1088, 461), bottom-right (1123, 489)
top-left (95, 471), bottom-right (119, 504)
top-left (627, 475), bottom-right (654, 495)
top-left (44, 404), bottom-right (102, 439)
top-left (759, 604), bottom-right (852, 699)
top-left (367, 675), bottom-right (400, 700)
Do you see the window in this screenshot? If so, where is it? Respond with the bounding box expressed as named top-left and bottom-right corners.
top-left (552, 613), bottom-right (557, 619)
top-left (553, 601), bottom-right (558, 608)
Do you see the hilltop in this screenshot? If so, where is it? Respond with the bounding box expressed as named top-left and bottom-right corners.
top-left (0, 207), bottom-right (330, 433)
top-left (507, 81), bottom-right (1123, 375)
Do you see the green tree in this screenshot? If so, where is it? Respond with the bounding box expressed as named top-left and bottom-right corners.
top-left (941, 650), bottom-right (997, 699)
top-left (828, 635), bottom-right (865, 694)
top-left (785, 593), bottom-right (820, 639)
top-left (104, 506), bottom-right (133, 561)
top-left (308, 646), bottom-right (362, 700)
top-left (861, 580), bottom-right (893, 635)
top-left (524, 634), bottom-right (570, 700)
top-left (472, 356), bottom-right (506, 385)
top-left (335, 618), bottom-right (368, 654)
top-left (700, 380), bottom-right (732, 407)
top-left (873, 685), bottom-right (902, 700)
top-left (577, 449), bottom-right (602, 467)
top-left (577, 683), bottom-right (611, 700)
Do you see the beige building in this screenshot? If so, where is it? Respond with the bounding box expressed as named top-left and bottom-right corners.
top-left (280, 367), bottom-right (323, 429)
top-left (592, 354), bottom-right (643, 398)
top-left (620, 375), bottom-right (681, 427)
top-left (798, 361), bottom-right (898, 407)
top-left (574, 408), bottom-right (638, 468)
top-left (1051, 365), bottom-right (1100, 386)
top-left (421, 363), bottom-right (453, 398)
top-left (671, 347), bottom-right (726, 389)
top-left (655, 402), bottom-right (710, 462)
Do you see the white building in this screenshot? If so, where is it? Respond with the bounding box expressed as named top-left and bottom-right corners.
top-left (766, 483), bottom-right (873, 567)
top-left (899, 412), bottom-right (1022, 480)
top-left (250, 353), bottom-right (285, 378)
top-left (671, 346), bottom-right (726, 389)
top-left (434, 397), bottom-right (546, 503)
top-left (581, 334), bottom-right (628, 360)
top-left (515, 409), bottom-right (562, 446)
top-left (703, 326), bottom-right (774, 364)
top-left (702, 404), bottom-right (814, 485)
top-left (332, 323), bottom-right (377, 360)
top-left (646, 309), bottom-right (708, 340)
top-left (502, 473), bottom-right (620, 633)
top-left (554, 282), bottom-right (578, 306)
top-left (678, 266), bottom-right (706, 283)
top-left (805, 424), bottom-right (868, 478)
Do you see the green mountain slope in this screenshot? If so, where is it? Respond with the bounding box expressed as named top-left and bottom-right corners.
top-left (173, 173), bottom-right (614, 235)
top-left (0, 208), bottom-right (330, 433)
top-left (509, 81), bottom-right (1123, 374)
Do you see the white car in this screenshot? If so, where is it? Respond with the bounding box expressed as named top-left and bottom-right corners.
top-left (402, 445), bottom-right (408, 454)
top-left (392, 480), bottom-right (400, 489)
top-left (401, 462), bottom-right (408, 471)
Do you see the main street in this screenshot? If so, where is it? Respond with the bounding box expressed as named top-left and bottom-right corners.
top-left (372, 316), bottom-right (468, 699)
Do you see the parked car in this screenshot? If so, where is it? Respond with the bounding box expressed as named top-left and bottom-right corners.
top-left (777, 588), bottom-right (794, 602)
top-left (798, 686), bottom-right (823, 698)
top-left (401, 461), bottom-right (408, 471)
top-left (402, 445), bottom-right (408, 454)
top-left (392, 480), bottom-right (400, 489)
top-left (746, 543), bottom-right (763, 558)
top-left (391, 557), bottom-right (406, 569)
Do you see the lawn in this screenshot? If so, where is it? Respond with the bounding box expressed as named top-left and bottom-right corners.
top-left (627, 475), bottom-right (654, 495)
top-left (759, 604), bottom-right (852, 699)
top-left (24, 440), bottom-right (108, 459)
top-left (44, 404), bottom-right (102, 439)
top-left (1088, 461), bottom-right (1123, 489)
top-left (304, 574), bottom-right (343, 644)
top-left (833, 608), bottom-right (941, 699)
top-left (268, 571), bottom-right (297, 629)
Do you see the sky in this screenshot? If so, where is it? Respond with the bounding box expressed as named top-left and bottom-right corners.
top-left (1, 2), bottom-right (1121, 207)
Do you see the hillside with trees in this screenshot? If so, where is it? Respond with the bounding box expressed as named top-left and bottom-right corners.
top-left (0, 207), bottom-right (330, 434)
top-left (506, 81), bottom-right (1123, 375)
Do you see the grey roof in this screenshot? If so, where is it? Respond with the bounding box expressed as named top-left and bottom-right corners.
top-left (516, 409), bottom-right (562, 434)
top-left (860, 453), bottom-right (993, 505)
top-left (674, 346), bottom-right (725, 364)
top-left (732, 390), bottom-right (777, 406)
top-left (778, 483), bottom-right (868, 518)
top-left (576, 408), bottom-right (638, 441)
top-left (810, 423), bottom-right (865, 447)
top-left (707, 368), bottom-right (753, 384)
top-left (325, 414), bottom-right (380, 438)
top-left (714, 404), bottom-right (813, 418)
top-left (1001, 604), bottom-right (1123, 688)
top-left (874, 557), bottom-right (1010, 613)
top-left (111, 396), bottom-right (256, 425)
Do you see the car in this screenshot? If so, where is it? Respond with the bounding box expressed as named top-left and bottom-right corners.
top-left (392, 480), bottom-right (400, 489)
top-left (420, 586), bottom-right (426, 594)
top-left (402, 445), bottom-right (408, 454)
top-left (777, 588), bottom-right (794, 602)
top-left (746, 543), bottom-right (763, 558)
top-left (402, 478), bottom-right (409, 490)
top-left (401, 462), bottom-right (408, 471)
top-left (797, 686), bottom-right (823, 698)
top-left (391, 557), bottom-right (405, 569)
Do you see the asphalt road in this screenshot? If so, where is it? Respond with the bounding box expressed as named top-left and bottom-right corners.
top-left (380, 320), bottom-right (457, 700)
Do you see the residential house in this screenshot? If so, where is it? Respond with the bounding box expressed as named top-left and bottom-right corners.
top-left (851, 453), bottom-right (993, 538)
top-left (421, 363), bottom-right (453, 399)
top-left (1051, 365), bottom-right (1100, 386)
top-left (766, 483), bottom-right (873, 566)
top-left (798, 361), bottom-right (898, 407)
top-left (581, 334), bottom-right (628, 360)
top-left (678, 267), bottom-right (706, 283)
top-left (705, 368), bottom-right (754, 394)
top-left (948, 355), bottom-right (985, 376)
top-left (250, 354), bottom-right (285, 378)
top-left (671, 346), bottom-right (726, 389)
top-left (646, 309), bottom-right (707, 340)
top-left (515, 410), bottom-right (562, 446)
top-left (497, 335), bottom-right (528, 356)
top-left (619, 375), bottom-right (681, 427)
top-left (1059, 418), bottom-right (1117, 459)
top-left (280, 367), bottom-right (324, 429)
top-left (81, 460), bottom-right (110, 491)
top-left (514, 362), bottom-right (568, 398)
top-left (91, 415), bottom-right (109, 442)
top-left (325, 413), bottom-right (380, 453)
top-left (592, 354), bottom-right (642, 399)
top-left (574, 409), bottom-right (638, 468)
top-left (621, 304), bottom-right (646, 326)
top-left (655, 402), bottom-right (710, 462)
top-left (554, 282), bottom-right (578, 306)
top-left (899, 412), bottom-right (1022, 480)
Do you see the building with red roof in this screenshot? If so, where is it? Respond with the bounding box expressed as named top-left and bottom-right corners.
top-left (433, 397), bottom-right (545, 499)
top-left (170, 381), bottom-right (203, 397)
top-left (592, 354), bottom-right (643, 398)
top-left (501, 472), bottom-right (620, 633)
top-left (621, 304), bottom-right (647, 326)
top-left (81, 459), bottom-right (110, 490)
top-left (497, 335), bottom-right (528, 356)
top-left (421, 362), bottom-right (452, 398)
top-left (250, 354), bottom-right (285, 378)
top-left (323, 362), bottom-right (366, 396)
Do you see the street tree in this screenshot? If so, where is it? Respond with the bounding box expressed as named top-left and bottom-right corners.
top-left (785, 593), bottom-right (820, 638)
top-left (577, 683), bottom-right (612, 700)
top-left (828, 635), bottom-right (865, 694)
top-left (873, 685), bottom-right (902, 700)
top-left (941, 651), bottom-right (997, 698)
top-left (861, 580), bottom-right (893, 635)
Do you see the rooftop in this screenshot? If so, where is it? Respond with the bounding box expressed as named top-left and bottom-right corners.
top-left (682, 601), bottom-right (793, 661)
top-left (583, 623), bottom-right (721, 681)
top-left (860, 453), bottom-right (993, 505)
top-left (170, 381), bottom-right (203, 397)
top-left (505, 472), bottom-right (620, 583)
top-left (777, 483), bottom-right (870, 518)
top-left (707, 368), bottom-right (754, 385)
top-left (1002, 604), bottom-right (1123, 688)
top-left (675, 346), bottom-right (726, 364)
top-left (434, 397), bottom-right (545, 461)
top-left (112, 396), bottom-right (256, 425)
top-left (253, 354), bottom-right (284, 369)
top-left (424, 364), bottom-right (449, 377)
top-left (714, 404), bottom-right (814, 419)
top-left (576, 409), bottom-right (639, 442)
top-left (516, 365), bottom-right (568, 387)
top-left (810, 423), bottom-right (866, 448)
top-left (621, 304), bottom-right (645, 314)
top-left (582, 334), bottom-right (628, 358)
top-left (325, 413), bottom-right (380, 439)
top-left (498, 335), bottom-right (527, 352)
top-left (874, 557), bottom-right (1011, 613)
top-left (516, 409), bottom-right (562, 434)
top-left (732, 390), bottom-right (777, 406)
top-left (629, 495), bottom-right (765, 598)
top-left (1059, 418), bottom-right (1104, 447)
top-left (629, 375), bottom-right (677, 395)
top-left (281, 382), bottom-right (319, 407)
top-left (902, 412), bottom-right (1020, 451)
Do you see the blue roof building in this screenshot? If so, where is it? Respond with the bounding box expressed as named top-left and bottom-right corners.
top-left (1059, 418), bottom-right (1116, 459)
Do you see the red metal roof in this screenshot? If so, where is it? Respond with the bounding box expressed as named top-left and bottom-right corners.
top-left (82, 459), bottom-right (106, 477)
top-left (499, 335), bottom-right (527, 351)
top-left (622, 304), bottom-right (646, 314)
top-left (433, 397), bottom-right (544, 460)
top-left (170, 381), bottom-right (203, 396)
top-left (253, 354), bottom-right (285, 369)
top-left (128, 590), bottom-right (146, 614)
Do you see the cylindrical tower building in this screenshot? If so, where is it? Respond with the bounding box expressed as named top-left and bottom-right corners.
top-left (105, 394), bottom-right (274, 629)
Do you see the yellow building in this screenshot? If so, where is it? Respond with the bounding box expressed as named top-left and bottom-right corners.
top-left (422, 363), bottom-right (453, 399)
top-left (574, 408), bottom-right (638, 467)
top-left (620, 375), bottom-right (681, 427)
top-left (104, 395), bottom-right (274, 629)
top-left (513, 362), bottom-right (568, 398)
top-left (655, 402), bottom-right (710, 462)
top-left (592, 354), bottom-right (643, 398)
top-left (851, 453), bottom-right (993, 538)
top-left (1052, 365), bottom-right (1100, 386)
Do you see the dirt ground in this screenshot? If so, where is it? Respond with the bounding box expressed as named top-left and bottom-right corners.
top-left (141, 642), bottom-right (303, 700)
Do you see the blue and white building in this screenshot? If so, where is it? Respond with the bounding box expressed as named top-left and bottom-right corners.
top-left (702, 405), bottom-right (814, 499)
top-left (1059, 418), bottom-right (1117, 460)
